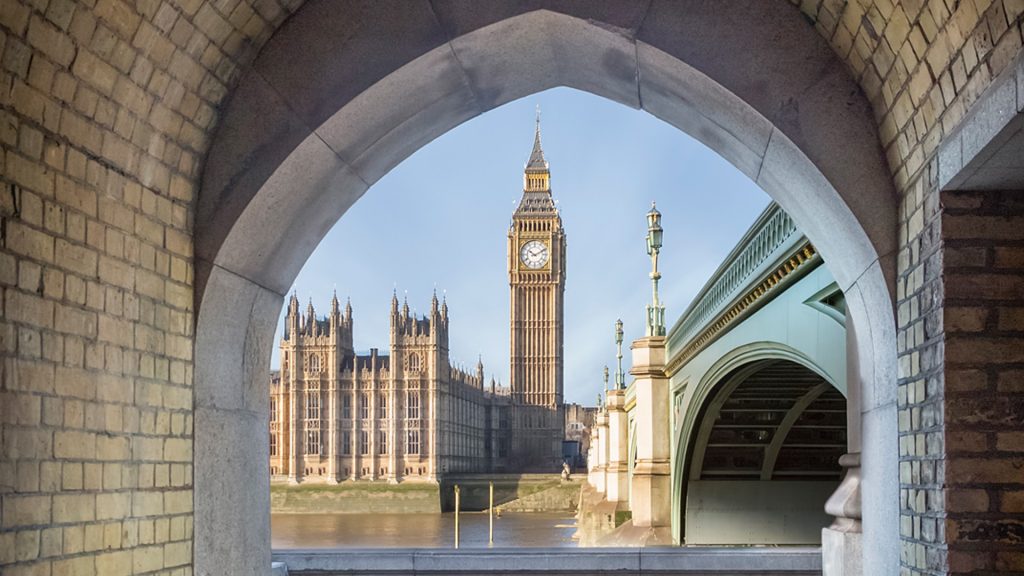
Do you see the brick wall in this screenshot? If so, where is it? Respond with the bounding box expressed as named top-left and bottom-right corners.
top-left (0, 1), bottom-right (1022, 575)
top-left (941, 189), bottom-right (1024, 574)
top-left (0, 0), bottom-right (299, 574)
top-left (796, 1), bottom-right (1024, 573)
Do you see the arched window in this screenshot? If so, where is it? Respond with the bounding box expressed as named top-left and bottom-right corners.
top-left (309, 354), bottom-right (320, 373)
top-left (406, 392), bottom-right (420, 419)
top-left (305, 429), bottom-right (320, 455)
top-left (378, 395), bottom-right (388, 419)
top-left (407, 352), bottom-right (420, 372)
top-left (269, 433), bottom-right (277, 456)
top-left (359, 393), bottom-right (368, 419)
top-left (305, 392), bottom-right (320, 420)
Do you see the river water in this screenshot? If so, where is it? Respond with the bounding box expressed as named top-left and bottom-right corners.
top-left (272, 511), bottom-right (579, 548)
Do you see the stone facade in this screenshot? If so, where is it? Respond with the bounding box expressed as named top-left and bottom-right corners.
top-left (269, 292), bottom-right (510, 484)
top-left (1, 1), bottom-right (1023, 575)
top-left (564, 402), bottom-right (597, 466)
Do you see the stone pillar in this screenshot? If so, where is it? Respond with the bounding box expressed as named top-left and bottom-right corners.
top-left (350, 389), bottom-right (358, 481)
top-left (387, 381), bottom-right (399, 483)
top-left (288, 381), bottom-right (301, 484)
top-left (591, 410), bottom-right (608, 493)
top-left (327, 380), bottom-right (339, 483)
top-left (628, 336), bottom-right (671, 534)
top-left (604, 389), bottom-right (629, 503)
top-left (823, 307), bottom-right (863, 575)
top-left (822, 453), bottom-right (863, 576)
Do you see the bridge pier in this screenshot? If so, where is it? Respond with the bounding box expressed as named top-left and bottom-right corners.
top-left (589, 410), bottom-right (608, 494)
top-left (604, 389), bottom-right (630, 504)
top-left (627, 336), bottom-right (673, 543)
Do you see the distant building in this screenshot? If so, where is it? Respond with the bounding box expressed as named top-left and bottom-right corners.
top-left (269, 114), bottom-right (596, 483)
top-left (564, 403), bottom-right (597, 469)
top-left (269, 292), bottom-right (512, 483)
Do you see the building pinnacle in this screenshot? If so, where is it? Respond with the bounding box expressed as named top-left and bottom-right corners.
top-left (526, 105), bottom-right (547, 170)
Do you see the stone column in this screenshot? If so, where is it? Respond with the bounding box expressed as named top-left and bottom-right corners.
top-left (604, 389), bottom-right (629, 503)
top-left (628, 336), bottom-right (671, 533)
top-left (591, 410), bottom-right (608, 493)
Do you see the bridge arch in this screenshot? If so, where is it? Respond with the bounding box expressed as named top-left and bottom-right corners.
top-left (674, 348), bottom-right (847, 544)
top-left (193, 2), bottom-right (898, 573)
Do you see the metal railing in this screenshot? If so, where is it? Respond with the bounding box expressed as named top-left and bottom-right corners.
top-left (669, 203), bottom-right (801, 347)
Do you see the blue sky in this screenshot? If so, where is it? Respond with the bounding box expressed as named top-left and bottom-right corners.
top-left (272, 87), bottom-right (770, 405)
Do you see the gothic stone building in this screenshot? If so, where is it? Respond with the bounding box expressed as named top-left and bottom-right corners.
top-left (270, 116), bottom-right (576, 482)
top-left (269, 292), bottom-right (513, 483)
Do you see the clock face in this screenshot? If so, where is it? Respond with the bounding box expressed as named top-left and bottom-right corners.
top-left (520, 240), bottom-right (549, 269)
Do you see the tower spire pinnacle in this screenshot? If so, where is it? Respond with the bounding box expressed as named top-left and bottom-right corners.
top-left (527, 105), bottom-right (547, 171)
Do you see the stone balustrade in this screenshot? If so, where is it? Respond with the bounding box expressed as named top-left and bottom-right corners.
top-left (272, 547), bottom-right (823, 575)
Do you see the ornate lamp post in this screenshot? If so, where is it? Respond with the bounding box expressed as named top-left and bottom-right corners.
top-left (645, 202), bottom-right (666, 337)
top-left (614, 319), bottom-right (625, 389)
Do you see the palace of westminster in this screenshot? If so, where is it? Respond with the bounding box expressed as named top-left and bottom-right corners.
top-left (269, 118), bottom-right (581, 483)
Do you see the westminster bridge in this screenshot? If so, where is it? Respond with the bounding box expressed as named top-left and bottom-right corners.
top-left (581, 202), bottom-right (862, 565)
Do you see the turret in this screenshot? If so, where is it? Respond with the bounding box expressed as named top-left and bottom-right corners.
top-left (476, 355), bottom-right (484, 384)
top-left (285, 293), bottom-right (300, 340)
top-left (344, 297), bottom-right (352, 324)
top-left (330, 291), bottom-right (340, 335)
top-left (306, 299), bottom-right (316, 336)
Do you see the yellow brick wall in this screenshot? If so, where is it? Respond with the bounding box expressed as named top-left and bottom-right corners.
top-left (0, 0), bottom-right (301, 574)
top-left (796, 1), bottom-right (1023, 573)
top-left (0, 1), bottom-right (1022, 574)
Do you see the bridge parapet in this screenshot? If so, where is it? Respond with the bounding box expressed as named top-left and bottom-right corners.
top-left (670, 203), bottom-right (802, 352)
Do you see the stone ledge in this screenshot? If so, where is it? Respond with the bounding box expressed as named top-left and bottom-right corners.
top-left (273, 547), bottom-right (822, 574)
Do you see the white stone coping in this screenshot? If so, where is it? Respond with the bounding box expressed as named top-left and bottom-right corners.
top-left (272, 547), bottom-right (822, 574)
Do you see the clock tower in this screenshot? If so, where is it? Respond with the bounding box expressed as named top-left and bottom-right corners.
top-left (508, 111), bottom-right (566, 470)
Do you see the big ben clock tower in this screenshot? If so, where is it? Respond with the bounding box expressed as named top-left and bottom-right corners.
top-left (508, 111), bottom-right (566, 470)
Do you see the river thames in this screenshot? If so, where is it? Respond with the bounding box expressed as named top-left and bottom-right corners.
top-left (272, 511), bottom-right (578, 548)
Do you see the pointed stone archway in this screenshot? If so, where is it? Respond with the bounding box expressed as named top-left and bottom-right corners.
top-left (193, 3), bottom-right (899, 574)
